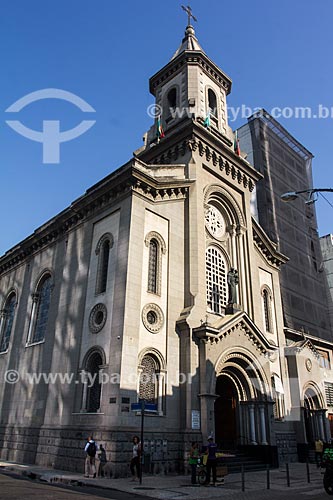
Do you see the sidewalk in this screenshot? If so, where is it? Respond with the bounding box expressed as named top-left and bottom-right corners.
top-left (0, 460), bottom-right (325, 499)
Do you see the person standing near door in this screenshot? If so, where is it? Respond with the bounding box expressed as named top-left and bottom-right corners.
top-left (204, 436), bottom-right (218, 486)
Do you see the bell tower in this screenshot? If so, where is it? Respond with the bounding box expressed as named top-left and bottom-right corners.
top-left (145, 9), bottom-right (233, 147)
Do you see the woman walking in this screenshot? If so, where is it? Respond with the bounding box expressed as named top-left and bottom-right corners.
top-left (130, 435), bottom-right (141, 481)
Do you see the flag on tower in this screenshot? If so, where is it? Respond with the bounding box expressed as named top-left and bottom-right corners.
top-left (157, 116), bottom-right (165, 139)
top-left (234, 130), bottom-right (241, 156)
top-left (203, 111), bottom-right (210, 128)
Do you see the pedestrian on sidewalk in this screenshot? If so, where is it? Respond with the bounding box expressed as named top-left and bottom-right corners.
top-left (84, 435), bottom-right (98, 478)
top-left (315, 438), bottom-right (324, 467)
top-left (130, 435), bottom-right (141, 481)
top-left (204, 435), bottom-right (217, 486)
top-left (189, 441), bottom-right (199, 485)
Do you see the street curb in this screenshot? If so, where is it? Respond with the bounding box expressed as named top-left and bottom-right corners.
top-left (0, 464), bottom-right (129, 493)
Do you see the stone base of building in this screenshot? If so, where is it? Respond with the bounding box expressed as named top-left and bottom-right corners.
top-left (0, 425), bottom-right (203, 477)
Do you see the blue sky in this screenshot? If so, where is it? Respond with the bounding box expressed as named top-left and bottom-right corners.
top-left (1, 0), bottom-right (332, 256)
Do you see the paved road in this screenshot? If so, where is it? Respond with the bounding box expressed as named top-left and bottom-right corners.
top-left (0, 471), bottom-right (148, 500)
top-left (0, 469), bottom-right (329, 500)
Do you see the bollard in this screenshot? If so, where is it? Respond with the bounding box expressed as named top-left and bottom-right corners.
top-left (286, 462), bottom-right (290, 487)
top-left (266, 463), bottom-right (270, 489)
top-left (241, 464), bottom-right (245, 491)
top-left (306, 460), bottom-right (310, 483)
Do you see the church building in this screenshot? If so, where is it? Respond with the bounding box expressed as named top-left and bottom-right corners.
top-left (0, 17), bottom-right (332, 474)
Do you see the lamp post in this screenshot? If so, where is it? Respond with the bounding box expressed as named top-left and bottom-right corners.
top-left (281, 188), bottom-right (333, 204)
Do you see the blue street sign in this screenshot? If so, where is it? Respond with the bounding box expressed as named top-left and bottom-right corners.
top-left (144, 403), bottom-right (158, 412)
top-left (131, 403), bottom-right (142, 411)
top-left (131, 402), bottom-right (157, 413)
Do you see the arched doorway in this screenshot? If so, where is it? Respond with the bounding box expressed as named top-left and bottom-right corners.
top-left (215, 375), bottom-right (238, 449)
top-left (214, 350), bottom-right (271, 448)
top-left (303, 385), bottom-right (325, 443)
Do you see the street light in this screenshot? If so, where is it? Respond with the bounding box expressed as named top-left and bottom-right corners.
top-left (281, 188), bottom-right (333, 205)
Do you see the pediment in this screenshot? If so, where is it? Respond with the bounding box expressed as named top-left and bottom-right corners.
top-left (193, 311), bottom-right (278, 356)
top-left (285, 338), bottom-right (320, 360)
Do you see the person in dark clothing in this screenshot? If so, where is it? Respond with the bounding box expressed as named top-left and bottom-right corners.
top-left (84, 435), bottom-right (98, 478)
top-left (130, 435), bottom-right (141, 481)
top-left (204, 436), bottom-right (217, 486)
top-left (97, 444), bottom-right (107, 477)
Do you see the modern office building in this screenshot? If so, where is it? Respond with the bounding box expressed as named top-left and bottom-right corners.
top-left (238, 112), bottom-right (332, 342)
top-left (320, 234), bottom-right (333, 334)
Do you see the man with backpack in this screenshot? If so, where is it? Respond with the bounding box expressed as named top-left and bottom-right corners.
top-left (84, 435), bottom-right (98, 478)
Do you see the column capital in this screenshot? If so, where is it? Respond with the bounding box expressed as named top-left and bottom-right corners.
top-left (31, 292), bottom-right (40, 303)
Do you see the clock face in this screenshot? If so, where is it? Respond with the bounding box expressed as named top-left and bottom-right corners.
top-left (205, 205), bottom-right (225, 238)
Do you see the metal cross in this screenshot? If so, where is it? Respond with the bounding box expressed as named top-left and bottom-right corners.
top-left (181, 5), bottom-right (197, 25)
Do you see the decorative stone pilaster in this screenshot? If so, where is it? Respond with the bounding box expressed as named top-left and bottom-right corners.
top-left (249, 403), bottom-right (257, 445)
top-left (259, 404), bottom-right (268, 445)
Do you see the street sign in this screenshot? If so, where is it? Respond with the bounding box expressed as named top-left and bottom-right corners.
top-left (131, 401), bottom-right (157, 413)
top-left (143, 403), bottom-right (157, 412)
top-left (129, 400), bottom-right (158, 485)
top-left (131, 403), bottom-right (142, 412)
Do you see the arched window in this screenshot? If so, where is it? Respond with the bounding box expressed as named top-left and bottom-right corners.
top-left (262, 287), bottom-right (273, 333)
top-left (167, 88), bottom-right (177, 113)
top-left (95, 233), bottom-right (113, 295)
top-left (0, 293), bottom-right (16, 352)
top-left (148, 239), bottom-right (158, 293)
top-left (86, 352), bottom-right (103, 413)
top-left (208, 89), bottom-right (218, 118)
top-left (28, 274), bottom-right (52, 344)
top-left (145, 232), bottom-right (166, 296)
top-left (206, 246), bottom-right (227, 314)
top-left (139, 354), bottom-right (160, 403)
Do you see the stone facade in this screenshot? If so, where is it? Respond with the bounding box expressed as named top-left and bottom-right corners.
top-left (0, 24), bottom-right (332, 475)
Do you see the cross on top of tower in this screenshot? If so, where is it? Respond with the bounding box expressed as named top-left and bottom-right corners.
top-left (181, 5), bottom-right (197, 26)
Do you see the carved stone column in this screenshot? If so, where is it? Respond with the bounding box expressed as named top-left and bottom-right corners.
top-left (259, 404), bottom-right (268, 445)
top-left (193, 324), bottom-right (219, 437)
top-left (249, 403), bottom-right (257, 445)
top-left (157, 371), bottom-right (165, 416)
top-left (236, 227), bottom-right (248, 313)
top-left (317, 410), bottom-right (326, 441)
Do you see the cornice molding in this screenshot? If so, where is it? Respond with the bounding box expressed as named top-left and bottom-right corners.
top-left (149, 50), bottom-right (232, 96)
top-left (0, 161), bottom-right (192, 275)
top-left (285, 338), bottom-right (320, 360)
top-left (252, 218), bottom-right (289, 268)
